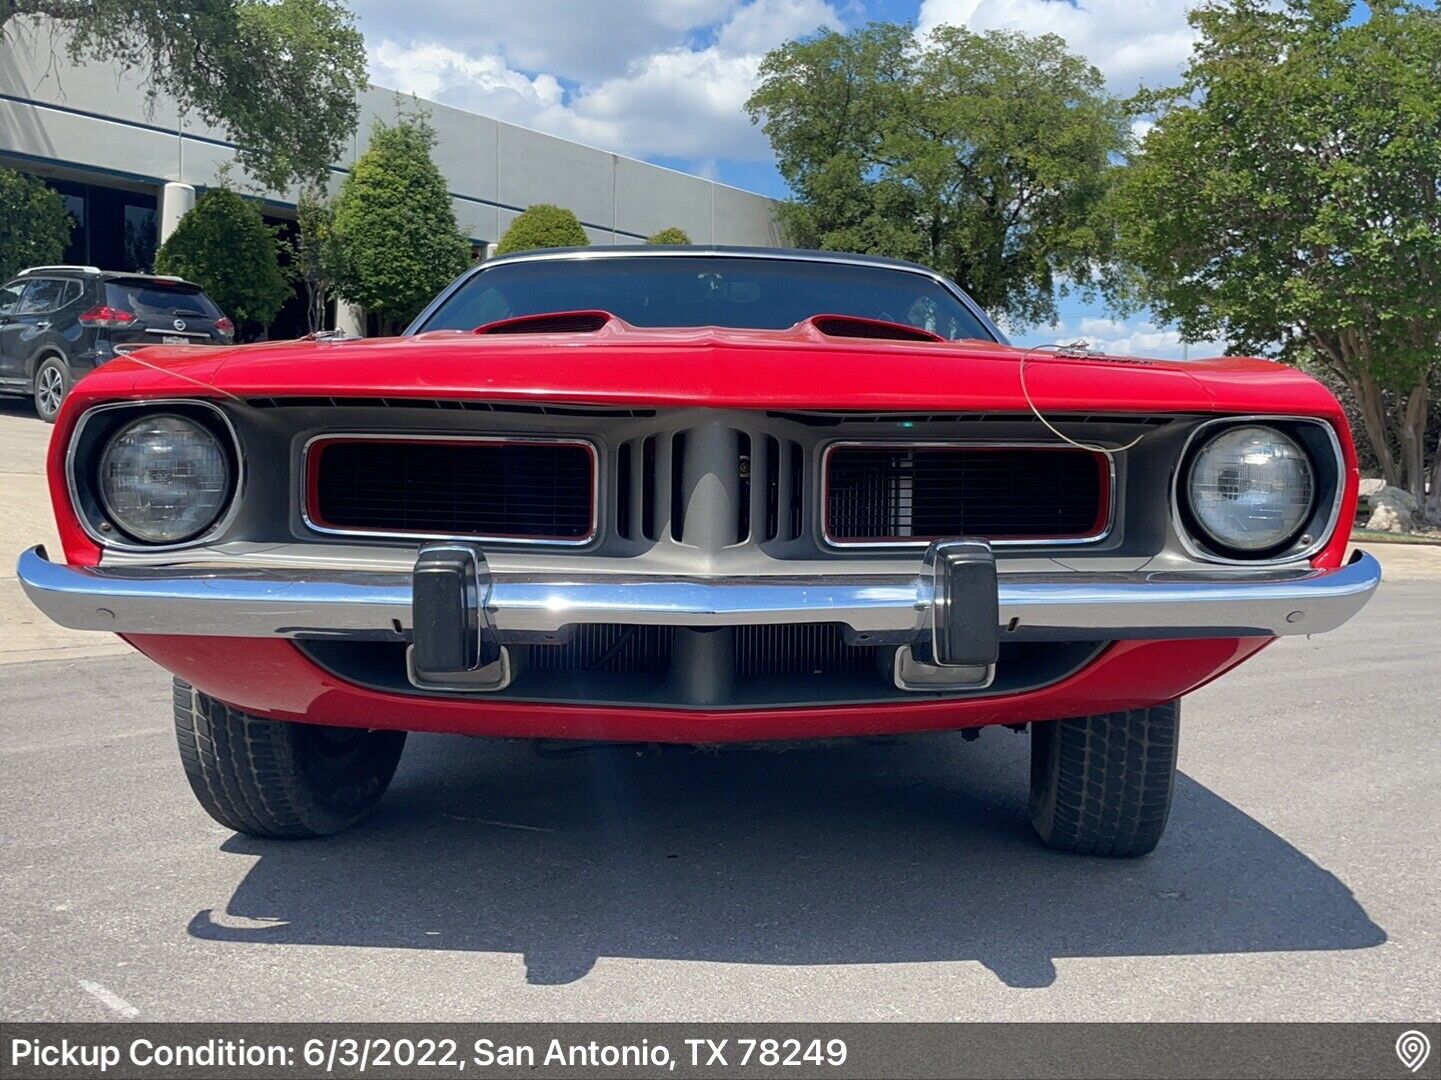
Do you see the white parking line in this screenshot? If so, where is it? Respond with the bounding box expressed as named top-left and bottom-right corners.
top-left (77, 979), bottom-right (139, 1018)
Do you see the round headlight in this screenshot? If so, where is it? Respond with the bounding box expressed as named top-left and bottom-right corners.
top-left (1186, 425), bottom-right (1315, 554)
top-left (98, 415), bottom-right (231, 544)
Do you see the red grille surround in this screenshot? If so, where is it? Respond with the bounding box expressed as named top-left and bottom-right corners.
top-left (822, 442), bottom-right (1111, 546)
top-left (304, 435), bottom-right (598, 544)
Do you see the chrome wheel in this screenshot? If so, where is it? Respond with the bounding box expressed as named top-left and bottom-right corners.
top-left (35, 363), bottom-right (65, 419)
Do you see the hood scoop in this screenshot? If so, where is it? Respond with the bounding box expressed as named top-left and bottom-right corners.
top-left (473, 309), bottom-right (615, 335)
top-left (805, 314), bottom-right (945, 343)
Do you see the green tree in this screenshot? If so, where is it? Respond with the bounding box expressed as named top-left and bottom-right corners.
top-left (646, 227), bottom-right (692, 245)
top-left (329, 112), bottom-right (472, 334)
top-left (746, 23), bottom-right (1128, 329)
top-left (155, 187), bottom-right (289, 337)
top-left (0, 166), bottom-right (71, 280)
top-left (496, 204), bottom-right (589, 255)
top-left (1113, 0), bottom-right (1441, 512)
top-left (294, 182), bottom-right (337, 334)
top-left (2, 0), bottom-right (366, 189)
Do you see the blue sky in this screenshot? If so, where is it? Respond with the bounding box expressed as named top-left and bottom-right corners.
top-left (348, 0), bottom-right (1224, 356)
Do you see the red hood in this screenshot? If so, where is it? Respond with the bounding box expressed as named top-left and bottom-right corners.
top-left (70, 322), bottom-right (1343, 419)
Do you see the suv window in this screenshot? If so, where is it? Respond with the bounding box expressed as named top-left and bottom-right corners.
top-left (62, 279), bottom-right (84, 306)
top-left (17, 278), bottom-right (67, 314)
top-left (0, 281), bottom-right (24, 316)
top-left (105, 280), bottom-right (219, 317)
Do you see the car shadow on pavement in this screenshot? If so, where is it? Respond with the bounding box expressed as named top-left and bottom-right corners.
top-left (188, 729), bottom-right (1385, 987)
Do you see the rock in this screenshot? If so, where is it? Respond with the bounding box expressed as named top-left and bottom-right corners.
top-left (1365, 485), bottom-right (1419, 532)
top-left (1383, 486), bottom-right (1421, 514)
top-left (1358, 477), bottom-right (1387, 499)
top-left (1367, 502), bottom-right (1408, 532)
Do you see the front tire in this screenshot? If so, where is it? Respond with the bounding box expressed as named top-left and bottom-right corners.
top-left (173, 680), bottom-right (406, 838)
top-left (33, 356), bottom-right (69, 423)
top-left (1028, 701), bottom-right (1179, 857)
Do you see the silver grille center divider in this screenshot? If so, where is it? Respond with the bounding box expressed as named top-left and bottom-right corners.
top-left (17, 544), bottom-right (1381, 644)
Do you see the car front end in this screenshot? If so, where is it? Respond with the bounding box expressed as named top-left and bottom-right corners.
top-left (15, 249), bottom-right (1381, 852)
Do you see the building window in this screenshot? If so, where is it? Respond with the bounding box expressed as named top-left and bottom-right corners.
top-left (123, 204), bottom-right (157, 271)
top-left (62, 193), bottom-right (88, 265)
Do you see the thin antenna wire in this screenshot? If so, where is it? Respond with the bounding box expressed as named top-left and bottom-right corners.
top-left (1018, 343), bottom-right (1149, 456)
top-left (115, 350), bottom-right (249, 406)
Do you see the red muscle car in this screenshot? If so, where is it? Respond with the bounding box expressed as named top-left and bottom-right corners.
top-left (18, 247), bottom-right (1380, 855)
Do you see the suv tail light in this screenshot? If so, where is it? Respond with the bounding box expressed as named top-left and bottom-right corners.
top-left (78, 305), bottom-right (137, 329)
top-left (214, 316), bottom-right (235, 337)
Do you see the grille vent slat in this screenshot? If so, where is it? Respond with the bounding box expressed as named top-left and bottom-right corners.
top-left (666, 432), bottom-right (685, 542)
top-left (774, 439), bottom-right (793, 540)
top-left (748, 436), bottom-right (768, 542)
top-left (737, 432), bottom-right (751, 543)
top-left (755, 435), bottom-right (804, 542)
top-left (641, 436), bottom-right (658, 540)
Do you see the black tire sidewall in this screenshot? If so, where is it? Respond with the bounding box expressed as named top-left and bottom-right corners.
top-left (289, 722), bottom-right (407, 834)
top-left (1028, 718), bottom-right (1059, 828)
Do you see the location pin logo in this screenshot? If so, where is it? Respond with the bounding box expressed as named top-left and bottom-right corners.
top-left (1396, 1030), bottom-right (1431, 1073)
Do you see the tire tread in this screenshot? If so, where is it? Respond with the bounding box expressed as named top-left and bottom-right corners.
top-left (1029, 701), bottom-right (1179, 857)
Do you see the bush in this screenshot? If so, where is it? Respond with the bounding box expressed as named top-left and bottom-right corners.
top-left (645, 227), bottom-right (692, 245)
top-left (0, 167), bottom-right (73, 281)
top-left (330, 114), bottom-right (472, 333)
top-left (496, 204), bottom-right (588, 255)
top-left (155, 188), bottom-right (289, 336)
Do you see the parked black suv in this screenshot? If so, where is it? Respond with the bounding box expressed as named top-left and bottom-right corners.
top-left (0, 266), bottom-right (234, 422)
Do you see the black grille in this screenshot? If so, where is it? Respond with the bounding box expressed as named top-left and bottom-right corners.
top-left (734, 624), bottom-right (876, 678)
top-left (514, 623), bottom-right (877, 678)
top-left (519, 625), bottom-right (674, 675)
top-left (824, 443), bottom-right (1106, 543)
top-left (310, 437), bottom-right (594, 541)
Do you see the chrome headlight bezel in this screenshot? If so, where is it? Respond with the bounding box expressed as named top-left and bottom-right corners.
top-left (1173, 417), bottom-right (1344, 565)
top-left (68, 400), bottom-right (242, 551)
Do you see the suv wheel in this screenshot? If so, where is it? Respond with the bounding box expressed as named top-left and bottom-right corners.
top-left (33, 356), bottom-right (69, 423)
top-left (1028, 701), bottom-right (1179, 857)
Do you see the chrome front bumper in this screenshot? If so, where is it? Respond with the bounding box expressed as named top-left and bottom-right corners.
top-left (17, 544), bottom-right (1380, 644)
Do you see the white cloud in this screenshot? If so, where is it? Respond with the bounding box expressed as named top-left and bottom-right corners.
top-left (717, 0), bottom-right (838, 52)
top-left (1012, 314), bottom-right (1228, 359)
top-left (918, 0), bottom-right (1199, 93)
top-left (1079, 316), bottom-right (1129, 336)
top-left (367, 41), bottom-right (566, 128)
top-left (359, 0), bottom-right (842, 162)
top-left (557, 47), bottom-right (779, 159)
top-left (1076, 317), bottom-right (1227, 359)
top-left (349, 0), bottom-right (741, 84)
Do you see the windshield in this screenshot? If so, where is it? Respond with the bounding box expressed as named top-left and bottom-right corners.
top-left (416, 256), bottom-right (996, 341)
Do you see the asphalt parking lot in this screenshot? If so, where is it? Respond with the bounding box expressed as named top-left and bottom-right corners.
top-left (1, 399), bottom-right (1438, 1022)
